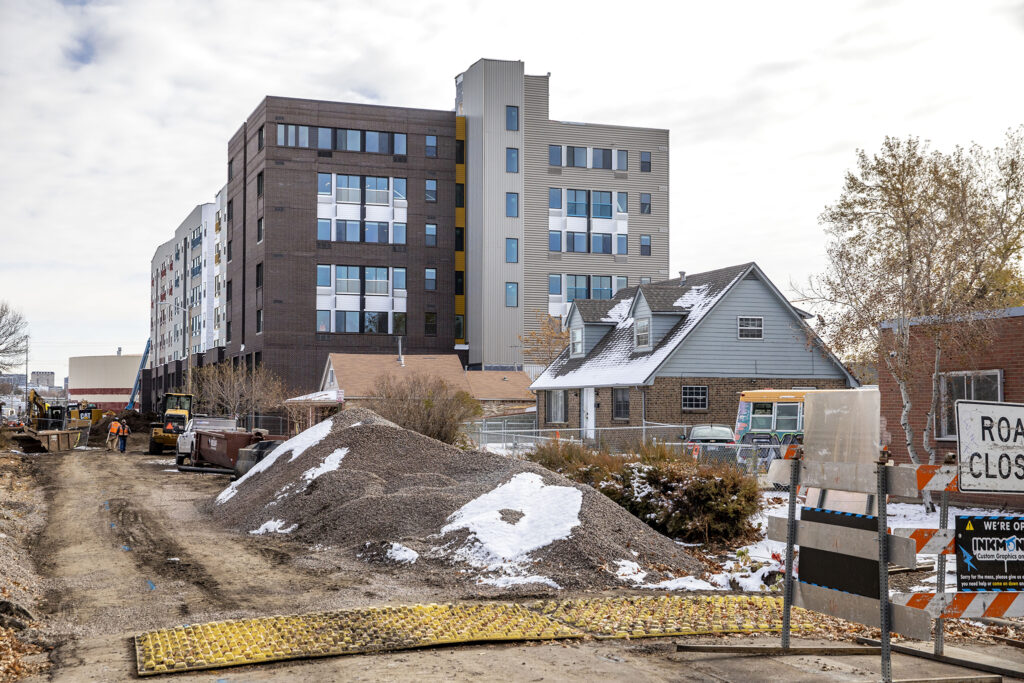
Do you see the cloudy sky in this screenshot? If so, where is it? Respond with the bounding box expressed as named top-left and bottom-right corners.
top-left (1, 0), bottom-right (1022, 381)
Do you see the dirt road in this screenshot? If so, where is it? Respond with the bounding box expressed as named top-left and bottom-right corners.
top-left (16, 447), bottom-right (1024, 681)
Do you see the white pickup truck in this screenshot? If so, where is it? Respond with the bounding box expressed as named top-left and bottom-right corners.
top-left (175, 416), bottom-right (238, 462)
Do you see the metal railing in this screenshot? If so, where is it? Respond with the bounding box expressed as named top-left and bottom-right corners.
top-left (465, 422), bottom-right (693, 455)
top-left (236, 414), bottom-right (291, 435)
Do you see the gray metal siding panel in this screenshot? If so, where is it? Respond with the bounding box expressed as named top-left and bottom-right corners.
top-left (658, 278), bottom-right (847, 379)
top-left (651, 313), bottom-right (681, 345)
top-left (634, 295), bottom-right (651, 319)
top-left (583, 324), bottom-right (610, 354)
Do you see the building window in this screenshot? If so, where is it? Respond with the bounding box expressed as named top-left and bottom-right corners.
top-left (336, 310), bottom-right (360, 333)
top-left (364, 311), bottom-right (387, 333)
top-left (567, 146), bottom-right (587, 168)
top-left (342, 129), bottom-right (361, 152)
top-left (393, 267), bottom-right (407, 291)
top-left (316, 264), bottom-right (331, 287)
top-left (393, 178), bottom-right (407, 201)
top-left (455, 139), bottom-right (465, 164)
top-left (549, 187), bottom-right (562, 210)
top-left (567, 189), bottom-right (587, 217)
top-left (940, 370), bottom-right (1002, 437)
top-left (635, 318), bottom-right (651, 348)
top-left (505, 238), bottom-right (518, 263)
top-left (425, 268), bottom-right (436, 291)
top-left (317, 173), bottom-right (331, 195)
top-left (394, 133), bottom-right (407, 155)
top-left (425, 179), bottom-right (437, 202)
top-left (546, 390), bottom-right (567, 423)
top-left (393, 312), bottom-right (407, 335)
top-left (616, 234), bottom-right (627, 254)
top-left (616, 149), bottom-right (627, 170)
top-left (338, 220), bottom-right (360, 242)
top-left (570, 327), bottom-right (583, 356)
top-left (455, 271), bottom-right (464, 295)
top-left (365, 267), bottom-right (388, 294)
top-left (592, 191), bottom-right (612, 218)
top-left (566, 274), bottom-right (588, 302)
top-left (506, 147), bottom-right (519, 173)
top-left (365, 177), bottom-right (389, 205)
top-left (255, 172), bottom-right (264, 197)
top-left (640, 277), bottom-right (651, 284)
top-left (364, 221), bottom-right (389, 243)
top-left (276, 123), bottom-right (286, 146)
top-left (454, 314), bottom-right (465, 339)
top-left (593, 148), bottom-right (612, 169)
top-left (226, 199), bottom-right (233, 221)
top-left (256, 217), bottom-right (264, 243)
top-left (316, 310), bottom-right (330, 332)
top-left (257, 125), bottom-right (265, 150)
top-left (256, 309), bottom-right (263, 333)
top-left (336, 175), bottom-right (360, 203)
top-left (226, 321), bottom-right (231, 343)
top-left (424, 312), bottom-right (437, 336)
top-left (505, 282), bottom-right (518, 307)
top-left (738, 316), bottom-right (763, 339)
top-left (640, 151), bottom-right (652, 172)
top-left (640, 192), bottom-right (651, 214)
top-left (335, 266), bottom-right (360, 294)
top-left (393, 222), bottom-right (407, 245)
top-left (365, 131), bottom-right (391, 154)
top-left (566, 232), bottom-right (587, 253)
top-left (455, 227), bottom-right (464, 251)
top-left (226, 280), bottom-right (232, 301)
top-left (681, 386), bottom-right (709, 410)
top-left (455, 183), bottom-right (464, 207)
top-left (640, 234), bottom-right (651, 256)
top-left (506, 192), bottom-right (518, 217)
top-left (423, 223), bottom-right (436, 247)
top-left (255, 262), bottom-right (263, 288)
top-left (425, 135), bottom-right (437, 157)
top-left (549, 231), bottom-right (561, 252)
top-left (616, 192), bottom-right (628, 213)
top-left (613, 388), bottom-right (630, 420)
top-left (549, 145), bottom-right (562, 166)
top-left (615, 276), bottom-right (628, 293)
top-left (548, 274), bottom-right (562, 295)
top-left (316, 127), bottom-right (332, 149)
top-left (592, 234), bottom-right (612, 254)
top-left (506, 105), bottom-right (518, 131)
top-left (592, 276), bottom-right (612, 300)
top-left (228, 158), bottom-right (234, 180)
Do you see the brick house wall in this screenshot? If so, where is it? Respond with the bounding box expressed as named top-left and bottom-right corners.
top-left (879, 313), bottom-right (1024, 509)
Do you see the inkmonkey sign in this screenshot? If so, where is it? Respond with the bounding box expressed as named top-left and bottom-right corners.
top-left (955, 515), bottom-right (1024, 590)
top-left (956, 400), bottom-right (1024, 493)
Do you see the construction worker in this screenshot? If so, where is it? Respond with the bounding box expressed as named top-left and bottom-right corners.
top-left (117, 419), bottom-right (131, 453)
top-left (106, 418), bottom-right (121, 452)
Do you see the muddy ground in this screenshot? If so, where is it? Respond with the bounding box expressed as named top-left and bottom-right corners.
top-left (6, 443), bottom-right (1024, 682)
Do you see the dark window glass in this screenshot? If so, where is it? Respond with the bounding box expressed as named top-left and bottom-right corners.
top-left (567, 189), bottom-right (587, 217)
top-left (424, 312), bottom-right (437, 336)
top-left (455, 183), bottom-right (464, 208)
top-left (568, 146), bottom-right (587, 167)
top-left (593, 148), bottom-right (612, 169)
top-left (455, 314), bottom-right (464, 340)
top-left (227, 239), bottom-right (232, 260)
top-left (613, 388), bottom-right (630, 419)
top-left (317, 127), bottom-right (332, 149)
top-left (616, 234), bottom-right (627, 254)
top-left (425, 224), bottom-right (437, 247)
top-left (455, 271), bottom-right (464, 295)
top-left (505, 282), bottom-right (518, 307)
top-left (228, 158), bottom-right (234, 180)
top-left (505, 238), bottom-right (518, 263)
top-left (549, 231), bottom-right (561, 252)
top-left (506, 147), bottom-right (518, 172)
top-left (316, 264), bottom-right (331, 287)
top-left (256, 309), bottom-right (263, 333)
top-left (365, 131), bottom-right (390, 154)
top-left (393, 133), bottom-right (407, 155)
top-left (226, 200), bottom-right (233, 221)
top-left (566, 275), bottom-right (588, 302)
top-left (549, 187), bottom-right (562, 210)
top-left (393, 222), bottom-right (406, 245)
top-left (640, 151), bottom-right (651, 172)
top-left (393, 177), bottom-right (407, 201)
top-left (257, 126), bottom-right (265, 150)
top-left (226, 280), bottom-right (232, 302)
top-left (455, 139), bottom-right (465, 164)
top-left (640, 192), bottom-right (651, 214)
top-left (255, 262), bottom-right (263, 288)
top-left (425, 268), bottom-right (436, 291)
top-left (506, 105), bottom-right (518, 131)
top-left (455, 227), bottom-right (464, 251)
top-left (591, 234), bottom-right (611, 254)
top-left (548, 145), bottom-right (561, 166)
top-left (255, 172), bottom-right (264, 197)
top-left (393, 267), bottom-right (406, 290)
top-left (364, 311), bottom-right (387, 333)
top-left (592, 191), bottom-right (612, 218)
top-left (505, 192), bottom-right (518, 217)
top-left (316, 310), bottom-right (330, 332)
top-left (617, 192), bottom-right (627, 213)
top-left (616, 149), bottom-right (627, 170)
top-left (337, 220), bottom-right (360, 242)
top-left (640, 234), bottom-right (652, 256)
top-left (548, 274), bottom-right (561, 295)
top-left (257, 217), bottom-right (264, 243)
top-left (335, 310), bottom-right (360, 333)
top-left (425, 135), bottom-right (437, 157)
top-left (425, 179), bottom-right (437, 202)
top-left (393, 312), bottom-right (407, 335)
top-left (566, 232), bottom-right (588, 252)
top-left (364, 221), bottom-right (389, 244)
top-left (592, 276), bottom-right (611, 299)
top-left (226, 321), bottom-right (231, 342)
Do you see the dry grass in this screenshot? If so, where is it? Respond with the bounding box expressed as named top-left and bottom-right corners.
top-left (367, 372), bottom-right (482, 445)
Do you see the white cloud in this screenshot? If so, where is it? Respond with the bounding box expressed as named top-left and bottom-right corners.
top-left (1, 0), bottom-right (1021, 379)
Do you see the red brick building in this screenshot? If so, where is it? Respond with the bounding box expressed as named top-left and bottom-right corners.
top-left (878, 307), bottom-right (1024, 507)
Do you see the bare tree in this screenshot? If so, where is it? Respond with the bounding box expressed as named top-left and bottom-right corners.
top-left (805, 130), bottom-right (1024, 471)
top-left (191, 362), bottom-right (289, 419)
top-left (0, 382), bottom-right (14, 395)
top-left (0, 301), bottom-right (28, 374)
top-left (519, 310), bottom-right (569, 369)
top-left (367, 372), bottom-right (482, 444)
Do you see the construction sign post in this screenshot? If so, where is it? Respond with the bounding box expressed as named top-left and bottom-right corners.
top-left (956, 400), bottom-right (1024, 493)
top-left (955, 515), bottom-right (1024, 591)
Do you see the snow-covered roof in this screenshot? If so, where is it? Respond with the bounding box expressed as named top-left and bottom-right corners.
top-left (532, 264), bottom-right (752, 390)
top-left (284, 389), bottom-right (344, 405)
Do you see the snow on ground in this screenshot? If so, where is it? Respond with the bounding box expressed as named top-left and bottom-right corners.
top-left (644, 575), bottom-right (720, 591)
top-left (302, 447), bottom-right (349, 482)
top-left (250, 519), bottom-right (298, 535)
top-left (612, 560), bottom-right (648, 583)
top-left (216, 417), bottom-right (334, 505)
top-left (386, 543), bottom-right (419, 564)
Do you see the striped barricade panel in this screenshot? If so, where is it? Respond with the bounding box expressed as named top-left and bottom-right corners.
top-left (889, 528), bottom-right (955, 555)
top-left (892, 591), bottom-right (1024, 619)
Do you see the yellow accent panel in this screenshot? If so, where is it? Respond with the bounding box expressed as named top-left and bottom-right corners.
top-left (455, 294), bottom-right (465, 315)
top-left (738, 389), bottom-right (811, 403)
top-left (455, 252), bottom-right (465, 270)
top-left (455, 207), bottom-right (465, 228)
top-left (456, 116), bottom-right (466, 139)
top-left (456, 164), bottom-right (465, 184)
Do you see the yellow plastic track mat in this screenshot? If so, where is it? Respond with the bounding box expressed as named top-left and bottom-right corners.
top-left (134, 602), bottom-right (583, 676)
top-left (532, 595), bottom-right (817, 639)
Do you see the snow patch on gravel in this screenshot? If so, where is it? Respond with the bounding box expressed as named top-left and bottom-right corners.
top-left (613, 559), bottom-right (648, 583)
top-left (250, 519), bottom-right (298, 535)
top-left (302, 447), bottom-right (348, 482)
top-left (385, 543), bottom-right (419, 564)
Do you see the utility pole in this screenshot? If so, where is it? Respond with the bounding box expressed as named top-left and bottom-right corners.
top-left (23, 335), bottom-right (28, 417)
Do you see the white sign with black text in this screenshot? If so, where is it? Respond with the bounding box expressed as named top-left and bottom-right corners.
top-left (957, 400), bottom-right (1024, 493)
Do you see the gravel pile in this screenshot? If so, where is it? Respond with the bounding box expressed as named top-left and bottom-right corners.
top-left (211, 408), bottom-right (701, 592)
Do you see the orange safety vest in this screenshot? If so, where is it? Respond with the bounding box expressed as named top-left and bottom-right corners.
top-left (109, 422), bottom-right (120, 434)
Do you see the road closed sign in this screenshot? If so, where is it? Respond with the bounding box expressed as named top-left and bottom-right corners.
top-left (957, 400), bottom-right (1024, 493)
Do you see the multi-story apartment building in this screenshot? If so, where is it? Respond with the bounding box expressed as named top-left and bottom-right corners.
top-left (220, 97), bottom-right (457, 393)
top-left (456, 59), bottom-right (670, 371)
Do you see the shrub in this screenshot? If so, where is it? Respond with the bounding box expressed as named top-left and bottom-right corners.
top-left (367, 372), bottom-right (482, 445)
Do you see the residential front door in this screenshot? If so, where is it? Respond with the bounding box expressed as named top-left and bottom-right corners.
top-left (580, 387), bottom-right (595, 440)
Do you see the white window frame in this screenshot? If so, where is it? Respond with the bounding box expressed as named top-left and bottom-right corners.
top-left (737, 316), bottom-right (763, 339)
top-left (681, 386), bottom-right (709, 411)
top-left (937, 369), bottom-right (1003, 440)
top-left (570, 327), bottom-right (583, 357)
top-left (546, 389), bottom-right (567, 424)
top-left (634, 318), bottom-right (651, 349)
top-left (612, 387), bottom-right (630, 420)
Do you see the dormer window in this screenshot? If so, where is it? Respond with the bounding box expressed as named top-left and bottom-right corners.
top-left (570, 327), bottom-right (583, 356)
top-left (635, 318), bottom-right (651, 349)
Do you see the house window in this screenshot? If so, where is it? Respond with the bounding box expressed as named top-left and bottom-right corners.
top-left (570, 327), bottom-right (583, 356)
top-left (506, 105), bottom-right (519, 131)
top-left (505, 238), bottom-right (518, 263)
top-left (317, 218), bottom-right (332, 240)
top-left (567, 189), bottom-right (587, 217)
top-left (548, 274), bottom-right (562, 295)
top-left (256, 217), bottom-right (264, 243)
top-left (393, 222), bottom-right (407, 245)
top-left (425, 224), bottom-right (437, 247)
top-left (393, 178), bottom-right (407, 201)
top-left (364, 177), bottom-right (389, 205)
top-left (940, 370), bottom-right (1002, 437)
top-left (336, 175), bottom-right (360, 203)
top-left (257, 125), bottom-right (265, 150)
top-left (316, 264), bottom-right (331, 287)
top-left (455, 314), bottom-right (464, 339)
top-left (549, 145), bottom-right (562, 166)
top-left (455, 183), bottom-right (464, 207)
top-left (640, 234), bottom-right (651, 256)
top-left (506, 192), bottom-right (519, 217)
top-left (337, 220), bottom-right (360, 242)
top-left (425, 179), bottom-right (437, 202)
top-left (424, 312), bottom-right (437, 336)
top-left (613, 388), bottom-right (630, 419)
top-left (635, 318), bottom-right (651, 348)
top-left (425, 268), bottom-right (436, 291)
top-left (455, 271), bottom-right (464, 295)
top-left (640, 192), bottom-right (651, 214)
top-left (335, 266), bottom-right (360, 294)
top-left (393, 312), bottom-right (407, 335)
top-left (566, 274), bottom-right (588, 302)
top-left (567, 146), bottom-right (587, 168)
top-left (591, 276), bottom-right (612, 300)
top-left (546, 389), bottom-right (567, 423)
top-left (364, 267), bottom-right (388, 295)
top-left (393, 267), bottom-right (407, 290)
top-left (317, 127), bottom-right (332, 149)
top-left (592, 191), bottom-right (612, 218)
top-left (593, 148), bottom-right (612, 169)
top-left (549, 231), bottom-right (562, 252)
top-left (455, 227), bottom-right (464, 251)
top-left (681, 386), bottom-right (709, 410)
top-left (505, 282), bottom-right (518, 307)
top-left (425, 135), bottom-right (437, 157)
top-left (364, 221), bottom-right (388, 243)
top-left (616, 234), bottom-right (627, 254)
top-left (616, 192), bottom-right (628, 213)
top-left (615, 276), bottom-right (628, 292)
top-left (738, 316), bottom-right (763, 339)
top-left (616, 149), bottom-right (628, 170)
top-left (549, 188), bottom-right (562, 210)
top-left (364, 311), bottom-right (387, 333)
top-left (592, 234), bottom-right (612, 254)
top-left (566, 232), bottom-right (588, 252)
top-left (506, 148), bottom-right (519, 173)
top-left (335, 310), bottom-right (360, 333)
top-left (255, 309), bottom-right (263, 333)
top-left (255, 262), bottom-right (263, 288)
top-left (393, 132), bottom-right (407, 155)
top-left (640, 151), bottom-right (652, 172)
top-left (316, 310), bottom-right (330, 332)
